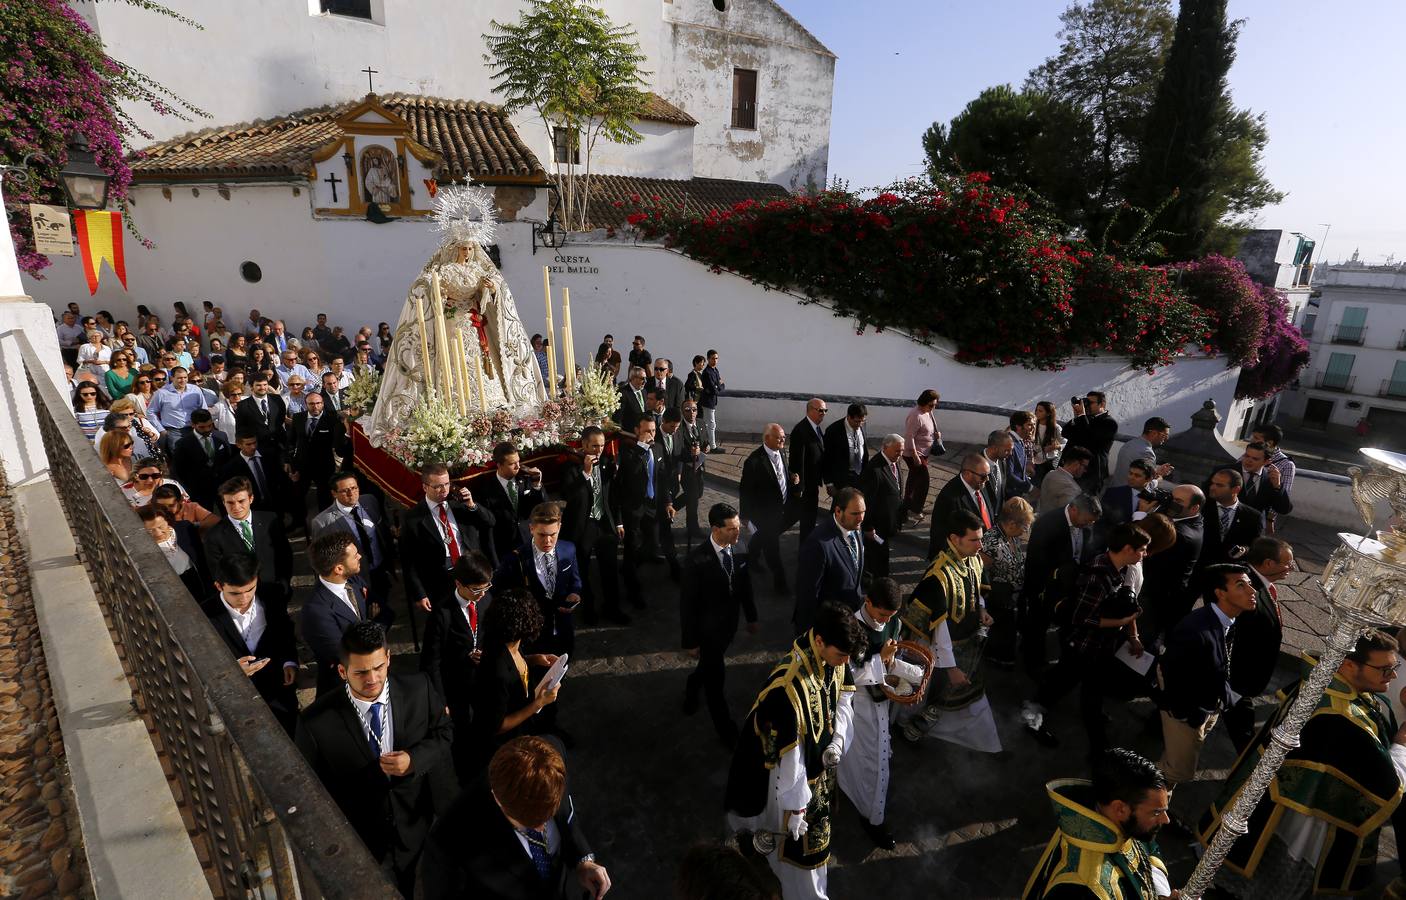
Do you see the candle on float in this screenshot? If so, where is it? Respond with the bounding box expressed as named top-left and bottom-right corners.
top-left (430, 273), bottom-right (454, 402)
top-left (457, 335), bottom-right (473, 414)
top-left (414, 291), bottom-right (435, 397)
top-left (473, 349), bottom-right (488, 411)
top-left (431, 273), bottom-right (468, 415)
top-left (543, 266), bottom-right (557, 394)
top-left (562, 287), bottom-right (576, 393)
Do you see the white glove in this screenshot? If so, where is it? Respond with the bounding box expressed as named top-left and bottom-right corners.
top-left (821, 739), bottom-right (843, 769)
top-left (787, 812), bottom-right (809, 841)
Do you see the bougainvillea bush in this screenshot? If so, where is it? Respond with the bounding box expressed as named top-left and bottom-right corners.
top-left (0, 0), bottom-right (202, 277)
top-left (625, 174), bottom-right (1306, 395)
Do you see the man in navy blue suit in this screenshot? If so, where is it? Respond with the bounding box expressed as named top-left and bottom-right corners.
top-left (793, 486), bottom-right (866, 634)
top-left (301, 531), bottom-right (391, 695)
top-left (1004, 411), bottom-right (1037, 500)
top-left (1156, 563), bottom-right (1257, 807)
top-left (1099, 459), bottom-right (1154, 532)
top-left (493, 502), bottom-right (583, 660)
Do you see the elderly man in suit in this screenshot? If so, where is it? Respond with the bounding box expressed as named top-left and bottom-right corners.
top-left (1157, 564), bottom-right (1257, 809)
top-left (616, 366), bottom-right (649, 432)
top-left (676, 400), bottom-right (708, 540)
top-left (205, 555), bottom-right (299, 734)
top-left (789, 398), bottom-right (829, 541)
top-left (419, 736), bottom-right (609, 900)
top-left (649, 358), bottom-right (686, 412)
top-left (296, 622), bottom-right (455, 898)
top-left (1111, 416), bottom-right (1174, 487)
top-left (980, 429), bottom-right (1015, 512)
top-left (1020, 493), bottom-right (1102, 676)
top-left (401, 463), bottom-right (496, 614)
top-left (927, 453), bottom-right (992, 559)
top-left (1199, 468), bottom-right (1265, 568)
top-left (1140, 484), bottom-right (1206, 645)
top-left (739, 423), bottom-right (801, 594)
top-left (614, 416), bottom-right (672, 609)
top-left (1225, 538), bottom-right (1293, 753)
top-left (859, 434), bottom-right (904, 578)
top-left (793, 486), bottom-right (867, 633)
top-left (494, 502), bottom-right (583, 660)
top-left (205, 475), bottom-right (292, 606)
top-left (1036, 445), bottom-right (1093, 516)
top-left (478, 441), bottom-right (546, 563)
top-left (559, 426), bottom-right (628, 626)
top-left (289, 390), bottom-right (348, 513)
top-left (301, 532), bottom-right (388, 694)
top-left (311, 471), bottom-right (394, 599)
top-left (822, 402), bottom-right (869, 492)
top-left (169, 408), bottom-right (232, 509)
top-left (681, 502), bottom-right (758, 748)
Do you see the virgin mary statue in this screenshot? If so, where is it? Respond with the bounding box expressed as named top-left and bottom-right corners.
top-left (365, 187), bottom-right (547, 446)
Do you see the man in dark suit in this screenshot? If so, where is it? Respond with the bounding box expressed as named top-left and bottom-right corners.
top-left (296, 622), bottom-right (455, 898)
top-left (789, 398), bottom-right (828, 542)
top-left (493, 502), bottom-right (583, 659)
top-left (420, 551), bottom-right (494, 781)
top-left (615, 366), bottom-right (648, 432)
top-left (1063, 391), bottom-right (1119, 494)
top-left (418, 736), bottom-right (609, 900)
top-left (1099, 459), bottom-right (1154, 532)
top-left (613, 417), bottom-right (670, 609)
top-left (219, 432), bottom-right (293, 516)
top-left (233, 372), bottom-right (287, 451)
top-left (1199, 468), bottom-right (1265, 569)
top-left (1235, 441), bottom-right (1294, 519)
top-left (927, 453), bottom-right (992, 559)
top-left (302, 531), bottom-right (390, 694)
top-left (319, 370), bottom-right (349, 417)
top-left (309, 471), bottom-right (395, 599)
top-left (558, 426), bottom-right (628, 626)
top-left (205, 475), bottom-right (292, 606)
top-left (1005, 411), bottom-right (1037, 499)
top-left (793, 486), bottom-right (866, 633)
top-left (1225, 538), bottom-right (1292, 752)
top-left (655, 408), bottom-right (689, 577)
top-left (822, 402), bottom-right (869, 492)
top-left (738, 423), bottom-right (800, 594)
top-left (401, 463), bottom-right (497, 613)
top-left (681, 503), bottom-right (758, 747)
top-left (649, 358), bottom-right (686, 413)
top-left (1140, 484), bottom-right (1206, 645)
top-left (979, 429), bottom-right (1015, 512)
top-left (169, 408), bottom-right (232, 509)
top-left (643, 386), bottom-right (668, 435)
top-left (478, 441), bottom-right (546, 563)
top-left (676, 401), bottom-right (708, 540)
top-left (289, 390), bottom-right (348, 512)
top-left (1019, 493), bottom-right (1102, 674)
top-left (1156, 564), bottom-right (1257, 797)
top-left (204, 555), bottom-right (298, 733)
top-left (858, 435), bottom-right (904, 578)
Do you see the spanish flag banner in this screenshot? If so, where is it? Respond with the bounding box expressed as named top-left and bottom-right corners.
top-left (73, 209), bottom-right (127, 295)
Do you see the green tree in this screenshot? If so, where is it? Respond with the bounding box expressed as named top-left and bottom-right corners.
top-left (922, 86), bottom-right (1096, 228)
top-left (1124, 0), bottom-right (1281, 258)
top-left (484, 0), bottom-right (649, 231)
top-left (1025, 0), bottom-right (1173, 236)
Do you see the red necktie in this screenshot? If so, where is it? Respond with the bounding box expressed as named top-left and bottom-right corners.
top-left (466, 598), bottom-right (478, 632)
top-left (976, 491), bottom-right (992, 529)
top-left (438, 503), bottom-right (461, 564)
top-left (1267, 583), bottom-right (1281, 618)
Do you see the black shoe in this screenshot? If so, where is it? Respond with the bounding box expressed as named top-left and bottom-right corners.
top-left (603, 608), bottom-right (633, 625)
top-left (1025, 724), bottom-right (1060, 748)
top-left (709, 448), bottom-right (727, 455)
top-left (861, 820), bottom-right (897, 851)
top-left (683, 693), bottom-right (700, 716)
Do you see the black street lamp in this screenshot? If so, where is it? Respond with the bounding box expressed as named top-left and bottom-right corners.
top-left (59, 132), bottom-right (111, 211)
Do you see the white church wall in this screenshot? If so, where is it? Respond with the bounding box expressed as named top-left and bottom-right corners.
top-left (582, 121), bottom-right (695, 181)
top-left (659, 0), bottom-right (835, 190)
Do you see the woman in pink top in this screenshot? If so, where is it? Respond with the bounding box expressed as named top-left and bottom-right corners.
top-left (902, 388), bottom-right (944, 520)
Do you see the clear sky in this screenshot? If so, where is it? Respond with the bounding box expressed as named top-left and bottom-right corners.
top-left (781, 0), bottom-right (1406, 265)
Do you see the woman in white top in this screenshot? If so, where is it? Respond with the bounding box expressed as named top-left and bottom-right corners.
top-left (210, 380), bottom-right (242, 438)
top-left (76, 330), bottom-right (112, 379)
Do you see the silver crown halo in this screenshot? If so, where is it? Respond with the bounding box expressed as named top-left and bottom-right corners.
top-left (432, 185), bottom-right (498, 248)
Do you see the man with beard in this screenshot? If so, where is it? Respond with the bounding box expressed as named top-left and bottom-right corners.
top-left (1023, 748), bottom-right (1173, 899)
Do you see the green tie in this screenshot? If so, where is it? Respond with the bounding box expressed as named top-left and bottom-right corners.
top-left (635, 389), bottom-right (644, 410)
top-left (664, 433), bottom-right (673, 455)
top-left (507, 479), bottom-right (518, 513)
top-left (201, 434), bottom-right (214, 459)
top-left (239, 518), bottom-right (254, 550)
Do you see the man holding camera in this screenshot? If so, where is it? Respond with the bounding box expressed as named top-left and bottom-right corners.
top-left (1064, 391), bottom-right (1119, 495)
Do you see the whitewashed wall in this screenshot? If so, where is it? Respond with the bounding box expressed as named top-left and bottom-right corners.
top-left (583, 121), bottom-right (695, 181)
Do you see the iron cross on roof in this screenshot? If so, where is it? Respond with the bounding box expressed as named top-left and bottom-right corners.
top-left (361, 66), bottom-right (379, 93)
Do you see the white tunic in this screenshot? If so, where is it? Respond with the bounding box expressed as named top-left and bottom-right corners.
top-left (839, 634), bottom-right (925, 825)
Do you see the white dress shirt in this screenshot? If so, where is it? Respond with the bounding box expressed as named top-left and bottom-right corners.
top-left (764, 445), bottom-right (787, 497)
top-left (319, 576), bottom-right (362, 619)
top-left (428, 499), bottom-right (461, 560)
top-left (348, 682), bottom-right (393, 753)
top-left (221, 594), bottom-right (266, 652)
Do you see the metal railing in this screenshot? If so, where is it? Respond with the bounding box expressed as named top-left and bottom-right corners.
top-left (1381, 379), bottom-right (1406, 400)
top-left (16, 333), bottom-right (395, 900)
top-left (1314, 371), bottom-right (1357, 393)
top-left (1330, 324), bottom-right (1367, 345)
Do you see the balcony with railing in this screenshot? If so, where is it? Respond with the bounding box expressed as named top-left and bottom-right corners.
top-left (1330, 324), bottom-right (1368, 345)
top-left (1381, 379), bottom-right (1406, 400)
top-left (1314, 371), bottom-right (1357, 393)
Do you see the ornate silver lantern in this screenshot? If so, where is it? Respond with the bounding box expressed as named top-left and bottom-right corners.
top-left (1183, 448), bottom-right (1406, 898)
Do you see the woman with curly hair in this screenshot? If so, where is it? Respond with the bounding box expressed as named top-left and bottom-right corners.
top-left (469, 587), bottom-right (562, 768)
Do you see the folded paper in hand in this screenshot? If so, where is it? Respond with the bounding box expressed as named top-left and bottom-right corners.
top-left (537, 653), bottom-right (570, 693)
top-left (1114, 641), bottom-right (1154, 676)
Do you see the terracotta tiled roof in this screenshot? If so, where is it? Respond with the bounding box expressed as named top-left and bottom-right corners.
top-left (584, 175), bottom-right (789, 229)
top-left (130, 94), bottom-right (546, 184)
top-left (638, 93), bottom-right (697, 127)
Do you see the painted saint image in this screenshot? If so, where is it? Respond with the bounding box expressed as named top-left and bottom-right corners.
top-left (360, 146), bottom-right (399, 205)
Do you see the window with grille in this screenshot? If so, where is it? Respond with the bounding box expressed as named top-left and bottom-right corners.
top-left (553, 127), bottom-right (581, 165)
top-left (321, 0), bottom-right (372, 19)
top-left (732, 69), bottom-right (757, 130)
